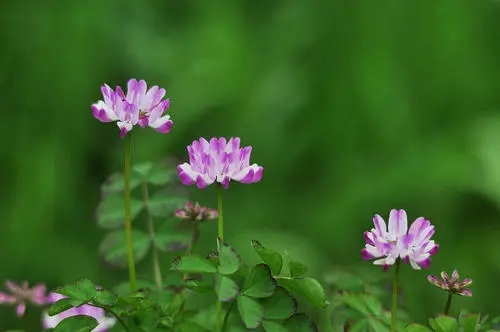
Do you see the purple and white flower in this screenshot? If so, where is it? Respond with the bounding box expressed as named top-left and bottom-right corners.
top-left (428, 269), bottom-right (472, 297)
top-left (0, 281), bottom-right (48, 317)
top-left (91, 78), bottom-right (172, 138)
top-left (42, 292), bottom-right (115, 331)
top-left (177, 137), bottom-right (263, 189)
top-left (361, 209), bottom-right (439, 270)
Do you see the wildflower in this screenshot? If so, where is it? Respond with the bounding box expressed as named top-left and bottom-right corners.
top-left (91, 78), bottom-right (172, 138)
top-left (0, 281), bottom-right (48, 317)
top-left (428, 269), bottom-right (472, 297)
top-left (175, 202), bottom-right (218, 221)
top-left (177, 137), bottom-right (263, 189)
top-left (361, 209), bottom-right (439, 270)
top-left (42, 292), bottom-right (115, 331)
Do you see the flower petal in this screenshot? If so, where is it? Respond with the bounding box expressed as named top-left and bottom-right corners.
top-left (388, 209), bottom-right (408, 238)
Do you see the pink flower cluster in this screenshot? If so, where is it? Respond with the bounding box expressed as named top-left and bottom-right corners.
top-left (361, 209), bottom-right (439, 270)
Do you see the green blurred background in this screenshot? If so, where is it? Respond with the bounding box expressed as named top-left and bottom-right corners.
top-left (2, 0), bottom-right (500, 329)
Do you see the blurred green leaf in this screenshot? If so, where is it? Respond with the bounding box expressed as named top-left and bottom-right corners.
top-left (283, 313), bottom-right (317, 332)
top-left (94, 289), bottom-right (117, 306)
top-left (101, 172), bottom-right (141, 194)
top-left (96, 194), bottom-right (144, 229)
top-left (262, 320), bottom-right (289, 332)
top-left (368, 318), bottom-right (390, 332)
top-left (52, 315), bottom-right (99, 332)
top-left (98, 229), bottom-right (151, 268)
top-left (237, 294), bottom-right (264, 329)
top-left (278, 278), bottom-right (327, 309)
top-left (251, 240), bottom-right (283, 275)
top-left (218, 239), bottom-right (242, 275)
top-left (406, 324), bottom-right (433, 332)
top-left (153, 233), bottom-right (190, 252)
top-left (171, 255), bottom-right (218, 274)
top-left (430, 316), bottom-right (459, 332)
top-left (459, 313), bottom-right (480, 332)
top-left (148, 192), bottom-right (186, 217)
top-left (176, 321), bottom-right (211, 332)
top-left (214, 274), bottom-right (239, 302)
top-left (243, 264), bottom-right (276, 298)
top-left (290, 260), bottom-right (308, 278)
top-left (261, 286), bottom-right (297, 320)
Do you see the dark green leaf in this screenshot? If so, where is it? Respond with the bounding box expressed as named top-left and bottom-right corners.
top-left (101, 172), bottom-right (141, 194)
top-left (243, 264), bottom-right (277, 298)
top-left (171, 255), bottom-right (218, 274)
top-left (368, 318), bottom-right (390, 332)
top-left (48, 298), bottom-right (86, 316)
top-left (262, 320), bottom-right (289, 332)
top-left (148, 192), bottom-right (186, 217)
top-left (96, 194), bottom-right (144, 229)
top-left (237, 294), bottom-right (264, 329)
top-left (290, 261), bottom-right (308, 278)
top-left (262, 286), bottom-right (297, 320)
top-left (218, 239), bottom-right (242, 275)
top-left (56, 279), bottom-right (97, 302)
top-left (406, 324), bottom-right (433, 332)
top-left (278, 278), bottom-right (327, 309)
top-left (94, 289), bottom-right (117, 306)
top-left (283, 313), bottom-right (318, 332)
top-left (251, 240), bottom-right (283, 275)
top-left (98, 229), bottom-right (151, 268)
top-left (214, 274), bottom-right (239, 302)
top-left (430, 316), bottom-right (459, 332)
top-left (176, 321), bottom-right (211, 332)
top-left (53, 315), bottom-right (99, 332)
top-left (153, 233), bottom-right (190, 252)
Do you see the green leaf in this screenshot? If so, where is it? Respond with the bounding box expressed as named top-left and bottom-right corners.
top-left (176, 321), bottom-right (211, 332)
top-left (243, 264), bottom-right (277, 298)
top-left (153, 233), bottom-right (190, 252)
top-left (147, 192), bottom-right (186, 217)
top-left (96, 194), bottom-right (144, 229)
top-left (101, 172), bottom-right (141, 194)
top-left (251, 240), bottom-right (283, 275)
top-left (262, 320), bottom-right (289, 332)
top-left (171, 255), bottom-right (218, 274)
top-left (237, 294), bottom-right (264, 329)
top-left (56, 279), bottom-right (97, 302)
top-left (261, 286), bottom-right (297, 320)
top-left (290, 260), bottom-right (308, 278)
top-left (459, 313), bottom-right (481, 332)
top-left (147, 166), bottom-right (177, 186)
top-left (214, 274), bottom-right (239, 302)
top-left (430, 316), bottom-right (459, 332)
top-left (53, 315), bottom-right (99, 332)
top-left (218, 240), bottom-right (242, 275)
top-left (132, 162), bottom-right (155, 178)
top-left (368, 318), bottom-right (390, 332)
top-left (283, 313), bottom-right (318, 332)
top-left (48, 298), bottom-right (86, 316)
top-left (406, 324), bottom-right (433, 332)
top-left (278, 278), bottom-right (327, 309)
top-left (94, 289), bottom-right (117, 306)
top-left (98, 229), bottom-right (151, 268)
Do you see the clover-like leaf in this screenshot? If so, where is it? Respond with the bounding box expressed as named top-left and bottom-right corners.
top-left (153, 233), bottom-right (190, 252)
top-left (98, 229), bottom-right (151, 268)
top-left (262, 320), bottom-right (289, 332)
top-left (283, 313), bottom-right (318, 332)
top-left (251, 240), bottom-right (283, 275)
top-left (278, 278), bottom-right (327, 309)
top-left (101, 172), bottom-right (141, 194)
top-left (171, 255), bottom-right (218, 274)
top-left (96, 194), bottom-right (144, 229)
top-left (243, 264), bottom-right (276, 298)
top-left (52, 315), bottom-right (99, 332)
top-left (262, 286), bottom-right (297, 320)
top-left (238, 294), bottom-right (264, 329)
top-left (214, 274), bottom-right (239, 302)
top-left (429, 315), bottom-right (459, 332)
top-left (218, 239), bottom-right (242, 275)
top-left (290, 260), bottom-right (308, 278)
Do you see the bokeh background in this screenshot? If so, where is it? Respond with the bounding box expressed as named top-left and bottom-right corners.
top-left (2, 0), bottom-right (500, 330)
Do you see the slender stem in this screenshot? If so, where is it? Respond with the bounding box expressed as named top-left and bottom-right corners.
top-left (221, 299), bottom-right (235, 332)
top-left (215, 183), bottom-right (224, 332)
top-left (444, 293), bottom-right (453, 315)
top-left (124, 134), bottom-right (137, 291)
top-left (391, 259), bottom-right (401, 332)
top-left (142, 180), bottom-right (162, 290)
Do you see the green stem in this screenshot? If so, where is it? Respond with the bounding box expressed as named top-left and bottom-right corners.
top-left (221, 299), bottom-right (235, 332)
top-left (215, 183), bottom-right (224, 332)
top-left (444, 293), bottom-right (453, 315)
top-left (124, 134), bottom-right (137, 291)
top-left (391, 259), bottom-right (401, 332)
top-left (182, 221), bottom-right (199, 282)
top-left (142, 180), bottom-right (162, 290)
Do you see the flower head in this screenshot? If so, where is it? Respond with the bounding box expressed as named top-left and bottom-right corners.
top-left (0, 281), bottom-right (48, 317)
top-left (361, 209), bottom-right (439, 270)
top-left (91, 78), bottom-right (172, 138)
top-left (427, 269), bottom-right (472, 297)
top-left (42, 292), bottom-right (115, 331)
top-left (175, 202), bottom-right (218, 221)
top-left (177, 137), bottom-right (263, 189)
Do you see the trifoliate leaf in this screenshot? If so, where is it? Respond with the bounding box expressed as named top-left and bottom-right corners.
top-left (278, 278), bottom-right (327, 309)
top-left (98, 229), bottom-right (151, 268)
top-left (96, 194), bottom-right (144, 229)
top-left (218, 239), bottom-right (242, 275)
top-left (251, 240), bottom-right (283, 275)
top-left (52, 315), bottom-right (99, 332)
top-left (171, 255), bottom-right (218, 274)
top-left (283, 313), bottom-right (318, 332)
top-left (237, 294), bottom-right (264, 329)
top-left (243, 264), bottom-right (276, 298)
top-left (261, 286), bottom-right (297, 320)
top-left (214, 274), bottom-right (239, 302)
